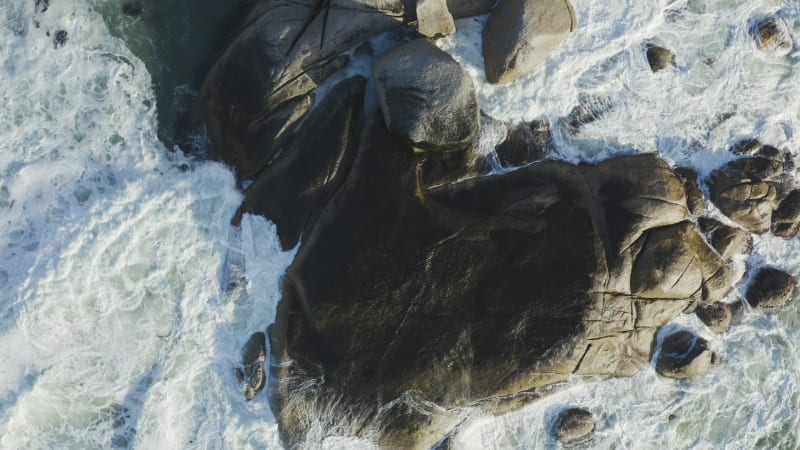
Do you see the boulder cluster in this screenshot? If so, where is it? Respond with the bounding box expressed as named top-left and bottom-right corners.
top-left (195, 1), bottom-right (798, 448)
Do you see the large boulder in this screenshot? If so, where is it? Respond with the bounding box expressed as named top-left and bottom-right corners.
top-left (268, 117), bottom-right (733, 448)
top-left (196, 0), bottom-right (406, 179)
top-left (482, 0), bottom-right (576, 84)
top-left (373, 38), bottom-right (480, 151)
top-left (417, 0), bottom-right (455, 38)
top-left (746, 267), bottom-right (796, 309)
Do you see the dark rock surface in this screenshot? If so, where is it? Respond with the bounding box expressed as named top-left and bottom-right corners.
top-left (196, 0), bottom-right (407, 179)
top-left (495, 120), bottom-right (551, 167)
top-left (772, 190), bottom-right (800, 238)
top-left (746, 267), bottom-right (796, 309)
top-left (695, 302), bottom-right (733, 334)
top-left (697, 217), bottom-right (752, 261)
top-left (646, 44), bottom-right (676, 72)
top-left (482, 0), bottom-right (576, 84)
top-left (239, 76), bottom-right (367, 249)
top-left (447, 0), bottom-right (496, 18)
top-left (374, 38), bottom-right (480, 151)
top-left (268, 116), bottom-right (733, 448)
top-left (655, 330), bottom-right (714, 379)
top-left (553, 408), bottom-right (595, 445)
top-left (236, 332), bottom-right (267, 400)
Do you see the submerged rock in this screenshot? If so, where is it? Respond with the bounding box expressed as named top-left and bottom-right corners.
top-left (374, 38), bottom-right (480, 151)
top-left (752, 16), bottom-right (793, 57)
top-left (746, 267), bottom-right (796, 309)
top-left (482, 0), bottom-right (576, 84)
top-left (417, 0), bottom-right (455, 38)
top-left (553, 408), bottom-right (595, 445)
top-left (645, 44), bottom-right (677, 72)
top-left (655, 330), bottom-right (714, 379)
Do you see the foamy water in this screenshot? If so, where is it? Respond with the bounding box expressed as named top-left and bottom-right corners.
top-left (0, 0), bottom-right (799, 448)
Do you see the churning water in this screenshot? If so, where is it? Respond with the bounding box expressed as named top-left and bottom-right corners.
top-left (0, 0), bottom-right (799, 448)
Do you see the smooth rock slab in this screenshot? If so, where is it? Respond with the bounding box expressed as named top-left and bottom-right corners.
top-left (746, 267), bottom-right (796, 309)
top-left (374, 38), bottom-right (480, 151)
top-left (482, 0), bottom-right (576, 84)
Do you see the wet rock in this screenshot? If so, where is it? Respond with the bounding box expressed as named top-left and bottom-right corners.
top-left (482, 0), bottom-right (576, 84)
top-left (417, 0), bottom-right (455, 38)
top-left (772, 190), bottom-right (800, 238)
top-left (240, 76), bottom-right (366, 250)
top-left (553, 408), bottom-right (595, 445)
top-left (374, 38), bottom-right (479, 151)
top-left (757, 144), bottom-right (782, 161)
top-left (237, 332), bottom-right (267, 400)
top-left (495, 120), bottom-right (551, 167)
top-left (53, 30), bottom-right (68, 48)
top-left (446, 0), bottom-right (496, 18)
top-left (695, 302), bottom-right (733, 334)
top-left (706, 156), bottom-right (787, 233)
top-left (675, 167), bottom-right (705, 215)
top-left (196, 0), bottom-right (405, 178)
top-left (746, 267), bottom-right (796, 309)
top-left (752, 16), bottom-right (793, 57)
top-left (654, 330), bottom-right (714, 379)
top-left (697, 217), bottom-right (752, 261)
top-left (566, 95), bottom-right (614, 131)
top-left (730, 138), bottom-right (762, 156)
top-left (646, 44), bottom-right (677, 72)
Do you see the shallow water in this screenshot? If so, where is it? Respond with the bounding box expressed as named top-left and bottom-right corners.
top-left (0, 0), bottom-right (799, 449)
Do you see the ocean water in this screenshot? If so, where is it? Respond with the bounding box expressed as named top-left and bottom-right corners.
top-left (0, 0), bottom-right (798, 449)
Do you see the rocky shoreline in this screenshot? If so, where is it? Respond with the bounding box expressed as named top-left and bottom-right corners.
top-left (192, 1), bottom-right (798, 448)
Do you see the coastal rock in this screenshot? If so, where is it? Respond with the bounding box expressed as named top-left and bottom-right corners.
top-left (695, 302), bottom-right (733, 334)
top-left (239, 76), bottom-right (367, 250)
top-left (697, 217), bottom-right (752, 261)
top-left (482, 0), bottom-right (576, 84)
top-left (196, 0), bottom-right (405, 178)
top-left (566, 95), bottom-right (614, 131)
top-left (417, 0), bottom-right (455, 38)
top-left (553, 408), bottom-right (595, 445)
top-left (446, 0), bottom-right (495, 18)
top-left (752, 16), bottom-right (793, 57)
top-left (237, 332), bottom-right (266, 400)
top-left (771, 190), bottom-right (800, 238)
top-left (675, 167), bottom-right (705, 215)
top-left (746, 267), bottom-right (796, 309)
top-left (495, 120), bottom-right (551, 167)
top-left (374, 39), bottom-right (480, 151)
top-left (706, 156), bottom-right (788, 233)
top-left (645, 44), bottom-right (676, 72)
top-left (268, 116), bottom-right (734, 448)
top-left (655, 330), bottom-right (714, 379)
top-left (730, 138), bottom-right (762, 156)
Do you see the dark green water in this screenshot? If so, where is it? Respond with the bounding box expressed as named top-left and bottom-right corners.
top-left (91, 0), bottom-right (252, 151)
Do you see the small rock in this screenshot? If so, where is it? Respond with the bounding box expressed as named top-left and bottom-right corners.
top-left (772, 190), bottom-right (800, 238)
top-left (553, 408), bottom-right (595, 445)
top-left (566, 95), bottom-right (614, 131)
top-left (753, 16), bottom-right (793, 57)
top-left (697, 217), bottom-right (752, 261)
top-left (417, 0), bottom-right (455, 38)
top-left (374, 39), bottom-right (480, 151)
top-left (34, 0), bottom-right (49, 14)
top-left (695, 302), bottom-right (733, 334)
top-left (746, 267), bottom-right (796, 309)
top-left (675, 167), bottom-right (705, 215)
top-left (53, 30), bottom-right (68, 48)
top-left (729, 138), bottom-right (762, 156)
top-left (495, 120), bottom-right (551, 167)
top-left (238, 332), bottom-right (267, 400)
top-left (482, 0), bottom-right (576, 84)
top-left (655, 330), bottom-right (715, 379)
top-left (646, 44), bottom-right (677, 72)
